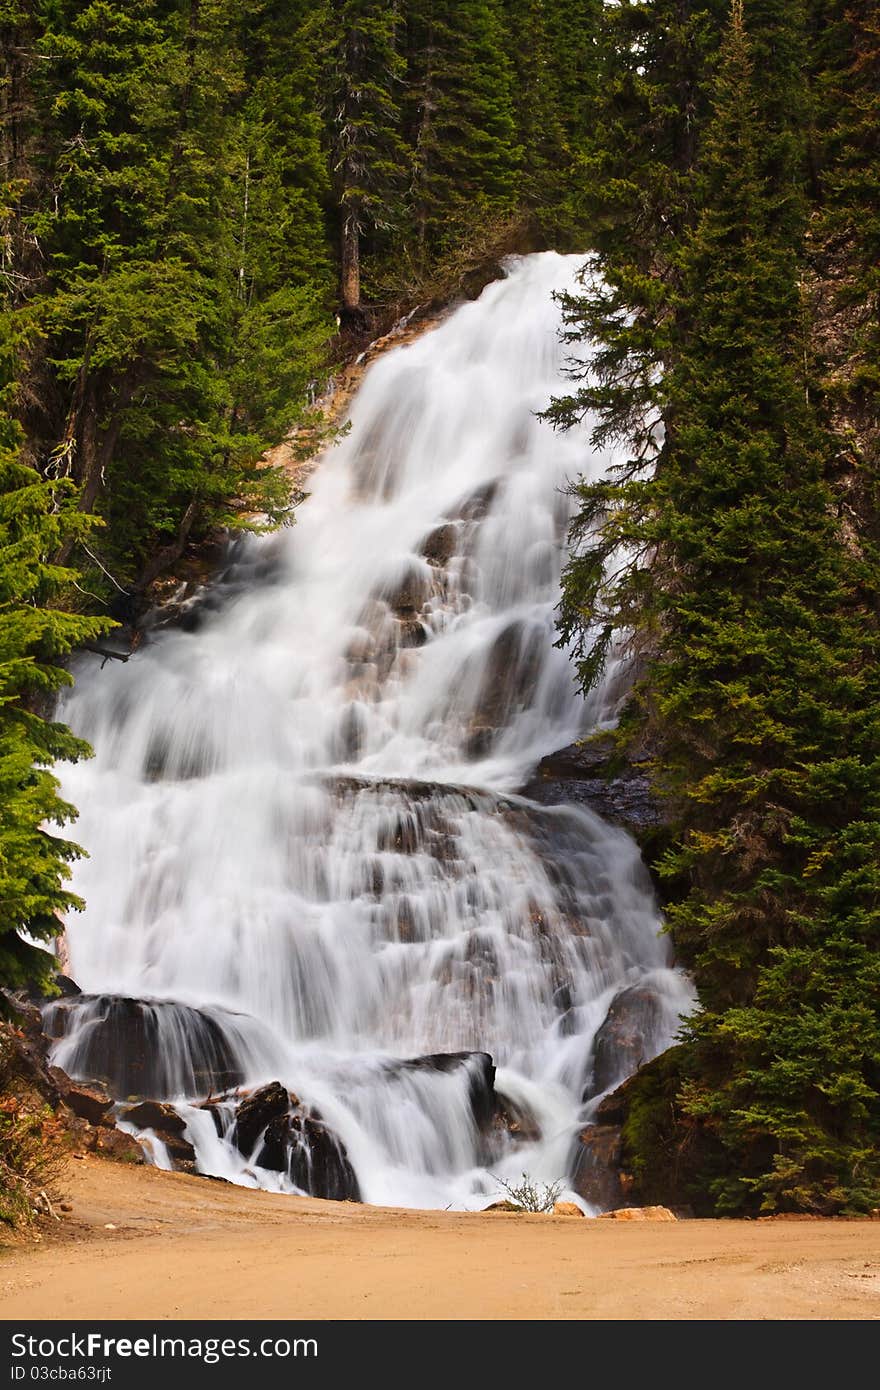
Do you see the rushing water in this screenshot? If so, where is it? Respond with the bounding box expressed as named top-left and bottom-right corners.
top-left (53, 252), bottom-right (692, 1211)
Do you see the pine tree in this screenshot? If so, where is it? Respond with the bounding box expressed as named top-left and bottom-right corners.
top-left (556, 2), bottom-right (880, 1213)
top-left (403, 0), bottom-right (520, 262)
top-left (0, 334), bottom-right (109, 993)
top-left (324, 0), bottom-right (407, 317)
top-left (4, 0), bottom-right (326, 593)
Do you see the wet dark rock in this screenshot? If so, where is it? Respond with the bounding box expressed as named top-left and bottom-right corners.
top-left (42, 995), bottom-right (245, 1100)
top-left (491, 1093), bottom-right (542, 1147)
top-left (467, 620), bottom-right (544, 753)
top-left (460, 261), bottom-right (505, 300)
top-left (571, 1125), bottom-right (625, 1211)
top-left (452, 479), bottom-right (501, 521)
top-left (48, 1067), bottom-right (113, 1127)
top-left (231, 1082), bottom-right (290, 1158)
top-left (395, 1050), bottom-right (497, 1130)
top-left (521, 735), bottom-right (663, 838)
top-left (140, 533), bottom-right (284, 641)
top-left (587, 986), bottom-right (664, 1100)
top-left (262, 1111), bottom-right (360, 1202)
top-left (420, 522), bottom-right (459, 567)
top-left (377, 561), bottom-right (431, 615)
top-left (321, 773), bottom-right (495, 813)
top-left (592, 1087), bottom-right (629, 1128)
top-left (119, 1100), bottom-right (196, 1165)
top-left (398, 614), bottom-right (428, 648)
top-left (121, 1100), bottom-right (186, 1137)
top-left (53, 975), bottom-right (82, 999)
top-left (228, 1082), bottom-right (359, 1202)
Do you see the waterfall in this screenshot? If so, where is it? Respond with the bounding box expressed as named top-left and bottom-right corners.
top-left (53, 252), bottom-right (693, 1211)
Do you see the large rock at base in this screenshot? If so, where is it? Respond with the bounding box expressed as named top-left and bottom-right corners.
top-left (48, 1067), bottom-right (113, 1126)
top-left (255, 1111), bottom-right (360, 1203)
top-left (393, 1051), bottom-right (497, 1131)
top-left (587, 986), bottom-right (665, 1099)
top-left (84, 1126), bottom-right (145, 1164)
top-left (552, 1201), bottom-right (585, 1218)
top-left (598, 1205), bottom-right (676, 1222)
top-left (42, 994), bottom-right (244, 1099)
top-left (119, 1100), bottom-right (196, 1166)
top-left (230, 1082), bottom-right (290, 1158)
top-left (571, 1124), bottom-right (625, 1212)
top-left (120, 1100), bottom-right (187, 1136)
top-left (227, 1082), bottom-right (360, 1203)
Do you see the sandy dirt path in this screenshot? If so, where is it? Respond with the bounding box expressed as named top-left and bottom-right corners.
top-left (1, 1158), bottom-right (878, 1321)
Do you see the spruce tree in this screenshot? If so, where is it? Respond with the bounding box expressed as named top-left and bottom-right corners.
top-left (0, 349), bottom-right (109, 993)
top-left (324, 0), bottom-right (407, 317)
top-left (556, 2), bottom-right (880, 1213)
top-left (403, 0), bottom-right (520, 262)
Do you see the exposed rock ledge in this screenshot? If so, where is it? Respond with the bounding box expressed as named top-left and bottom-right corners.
top-left (520, 732), bottom-right (664, 840)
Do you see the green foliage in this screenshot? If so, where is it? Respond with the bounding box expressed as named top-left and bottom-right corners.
top-left (557, 3), bottom-right (880, 1214)
top-left (0, 333), bottom-right (109, 991)
top-left (3, 0), bottom-right (332, 591)
top-left (403, 0), bottom-right (520, 261)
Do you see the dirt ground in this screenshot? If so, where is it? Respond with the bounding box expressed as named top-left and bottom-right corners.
top-left (0, 1157), bottom-right (878, 1321)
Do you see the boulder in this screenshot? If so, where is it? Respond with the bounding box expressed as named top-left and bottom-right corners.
top-left (49, 1067), bottom-right (113, 1127)
top-left (588, 986), bottom-right (664, 1099)
top-left (231, 1082), bottom-right (290, 1158)
top-left (226, 1081), bottom-right (360, 1203)
top-left (491, 1092), bottom-right (542, 1148)
top-left (571, 1125), bottom-right (625, 1212)
top-left (552, 1201), bottom-right (585, 1218)
top-left (420, 523), bottom-right (459, 567)
top-left (119, 1100), bottom-right (196, 1166)
top-left (42, 994), bottom-right (244, 1099)
top-left (393, 1051), bottom-right (497, 1131)
top-left (85, 1126), bottom-right (145, 1164)
top-left (255, 1111), bottom-right (360, 1203)
top-left (117, 1099), bottom-right (186, 1136)
top-left (598, 1205), bottom-right (676, 1222)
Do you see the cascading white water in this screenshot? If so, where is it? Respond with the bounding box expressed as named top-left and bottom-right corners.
top-left (53, 252), bottom-right (693, 1211)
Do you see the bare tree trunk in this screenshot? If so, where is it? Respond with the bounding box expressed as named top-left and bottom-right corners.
top-left (341, 209), bottom-right (360, 313)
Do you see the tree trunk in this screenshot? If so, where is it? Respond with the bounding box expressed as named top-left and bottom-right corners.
top-left (136, 496), bottom-right (200, 591)
top-left (341, 209), bottom-right (360, 314)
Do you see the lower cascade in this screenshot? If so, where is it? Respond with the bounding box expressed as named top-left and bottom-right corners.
top-left (53, 252), bottom-right (693, 1211)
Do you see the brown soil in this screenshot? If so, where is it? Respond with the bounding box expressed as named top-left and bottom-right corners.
top-left (1, 1158), bottom-right (878, 1321)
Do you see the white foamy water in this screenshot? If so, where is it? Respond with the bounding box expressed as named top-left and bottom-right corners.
top-left (54, 253), bottom-right (692, 1210)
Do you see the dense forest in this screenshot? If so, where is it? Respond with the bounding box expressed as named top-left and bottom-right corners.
top-left (2, 0), bottom-right (878, 1218)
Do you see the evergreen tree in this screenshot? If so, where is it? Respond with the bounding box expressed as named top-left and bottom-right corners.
top-left (324, 0), bottom-right (407, 317)
top-left (403, 0), bottom-right (519, 262)
top-left (0, 337), bottom-right (109, 993)
top-left (4, 0), bottom-right (327, 592)
top-left (556, 2), bottom-right (880, 1213)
